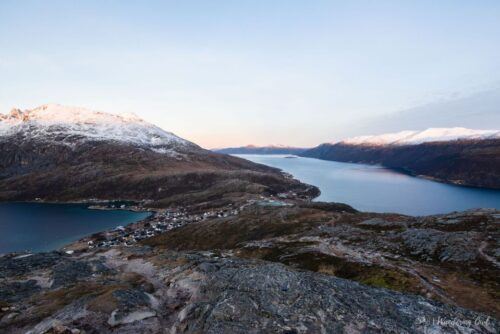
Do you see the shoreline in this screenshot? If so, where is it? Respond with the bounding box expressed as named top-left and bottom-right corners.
top-left (0, 201), bottom-right (155, 257)
top-left (0, 193), bottom-right (302, 256)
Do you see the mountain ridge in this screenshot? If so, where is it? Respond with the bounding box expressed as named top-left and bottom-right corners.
top-left (0, 104), bottom-right (196, 155)
top-left (0, 104), bottom-right (317, 205)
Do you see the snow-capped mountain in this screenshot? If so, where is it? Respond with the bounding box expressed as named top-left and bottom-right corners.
top-left (0, 104), bottom-right (196, 153)
top-left (0, 104), bottom-right (311, 203)
top-left (340, 127), bottom-right (500, 146)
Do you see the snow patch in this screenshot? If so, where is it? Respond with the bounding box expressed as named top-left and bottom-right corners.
top-left (107, 309), bottom-right (156, 327)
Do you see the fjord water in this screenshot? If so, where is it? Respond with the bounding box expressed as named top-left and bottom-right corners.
top-left (0, 203), bottom-right (150, 254)
top-left (238, 155), bottom-right (500, 215)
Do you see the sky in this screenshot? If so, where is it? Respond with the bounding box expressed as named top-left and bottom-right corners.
top-left (1, 1), bottom-right (499, 148)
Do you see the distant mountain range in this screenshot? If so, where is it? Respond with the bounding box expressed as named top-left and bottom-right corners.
top-left (300, 128), bottom-right (500, 189)
top-left (337, 127), bottom-right (499, 146)
top-left (215, 145), bottom-right (308, 155)
top-left (0, 104), bottom-right (315, 204)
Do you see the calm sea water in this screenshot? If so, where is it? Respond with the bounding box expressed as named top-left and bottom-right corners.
top-left (2, 157), bottom-right (498, 253)
top-left (237, 154), bottom-right (500, 216)
top-left (0, 203), bottom-right (150, 254)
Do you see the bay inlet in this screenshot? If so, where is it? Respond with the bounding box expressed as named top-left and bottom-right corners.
top-left (0, 202), bottom-right (150, 254)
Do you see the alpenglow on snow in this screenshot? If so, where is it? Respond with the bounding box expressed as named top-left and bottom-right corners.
top-left (0, 104), bottom-right (197, 153)
top-left (339, 127), bottom-right (500, 146)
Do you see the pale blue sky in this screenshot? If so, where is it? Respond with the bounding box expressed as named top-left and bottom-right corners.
top-left (1, 1), bottom-right (499, 147)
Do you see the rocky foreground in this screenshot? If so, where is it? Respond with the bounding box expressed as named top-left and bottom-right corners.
top-left (1, 201), bottom-right (498, 333)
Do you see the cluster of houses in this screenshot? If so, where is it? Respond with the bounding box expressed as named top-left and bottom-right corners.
top-left (85, 205), bottom-right (241, 250)
top-left (79, 193), bottom-right (298, 251)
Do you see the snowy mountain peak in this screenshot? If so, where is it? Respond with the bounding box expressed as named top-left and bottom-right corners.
top-left (340, 127), bottom-right (500, 146)
top-left (0, 104), bottom-right (196, 152)
top-left (3, 104), bottom-right (147, 125)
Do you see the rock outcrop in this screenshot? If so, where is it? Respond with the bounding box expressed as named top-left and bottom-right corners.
top-left (1, 244), bottom-right (497, 333)
top-left (145, 204), bottom-right (500, 319)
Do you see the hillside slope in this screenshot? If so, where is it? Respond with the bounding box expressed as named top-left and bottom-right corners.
top-left (0, 105), bottom-right (316, 204)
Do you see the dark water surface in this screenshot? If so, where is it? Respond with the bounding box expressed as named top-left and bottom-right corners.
top-left (0, 203), bottom-right (150, 254)
top-left (238, 154), bottom-right (500, 216)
